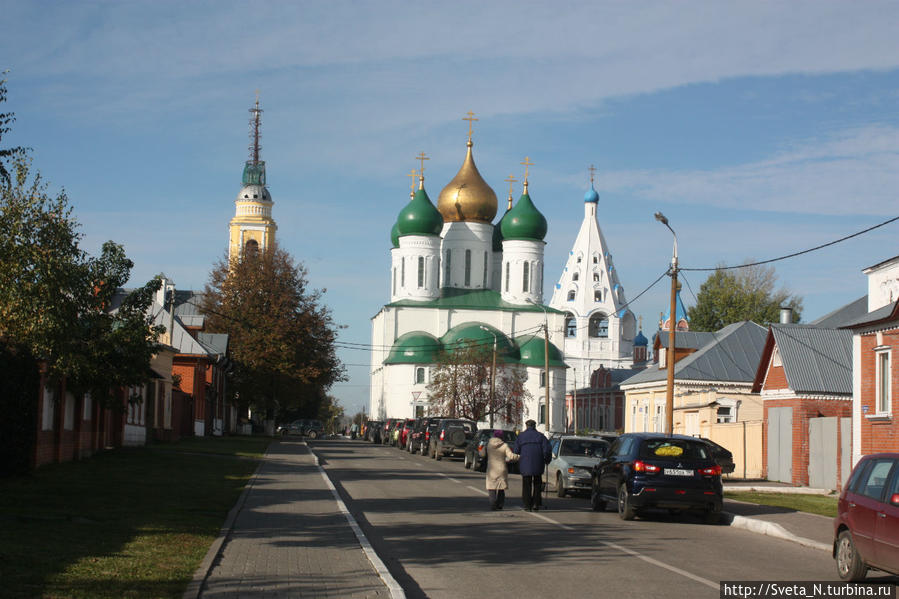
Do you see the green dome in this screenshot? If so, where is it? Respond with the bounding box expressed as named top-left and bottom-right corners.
top-left (390, 221), bottom-right (400, 248)
top-left (515, 335), bottom-right (566, 368)
top-left (384, 331), bottom-right (442, 365)
top-left (500, 191), bottom-right (547, 241)
top-left (396, 187), bottom-right (443, 237)
top-left (441, 323), bottom-right (515, 357)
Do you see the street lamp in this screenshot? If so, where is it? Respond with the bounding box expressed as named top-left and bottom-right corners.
top-left (655, 211), bottom-right (678, 435)
top-left (479, 325), bottom-right (498, 428)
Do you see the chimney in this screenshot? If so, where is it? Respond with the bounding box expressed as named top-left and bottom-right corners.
top-left (779, 306), bottom-right (793, 324)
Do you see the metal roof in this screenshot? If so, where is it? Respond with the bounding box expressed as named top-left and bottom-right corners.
top-left (656, 331), bottom-right (716, 350)
top-left (810, 295), bottom-right (868, 328)
top-left (770, 325), bottom-right (852, 395)
top-left (197, 333), bottom-right (229, 357)
top-left (841, 301), bottom-right (899, 329)
top-left (621, 321), bottom-right (767, 387)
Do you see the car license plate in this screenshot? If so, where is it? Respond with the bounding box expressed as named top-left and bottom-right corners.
top-left (664, 468), bottom-right (693, 476)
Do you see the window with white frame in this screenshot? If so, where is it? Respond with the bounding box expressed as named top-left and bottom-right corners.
top-left (522, 261), bottom-right (530, 292)
top-left (464, 249), bottom-right (471, 286)
top-left (772, 345), bottom-right (782, 368)
top-left (445, 250), bottom-right (452, 286)
top-left (482, 252), bottom-right (488, 288)
top-left (504, 261), bottom-right (509, 292)
top-left (539, 370), bottom-right (546, 388)
top-left (401, 257), bottom-right (405, 288)
top-left (877, 350), bottom-right (891, 414)
top-left (654, 404), bottom-right (663, 432)
top-left (716, 398), bottom-right (739, 423)
top-left (415, 367), bottom-right (426, 385)
top-left (417, 256), bottom-right (424, 288)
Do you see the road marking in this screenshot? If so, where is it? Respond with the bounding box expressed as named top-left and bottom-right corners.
top-left (310, 450), bottom-right (406, 599)
top-left (437, 472), bottom-right (461, 484)
top-left (466, 486), bottom-right (488, 496)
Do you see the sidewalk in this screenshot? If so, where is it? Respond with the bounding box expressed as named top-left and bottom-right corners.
top-left (185, 440), bottom-right (395, 599)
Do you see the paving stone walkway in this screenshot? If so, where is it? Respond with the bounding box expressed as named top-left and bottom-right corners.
top-left (194, 440), bottom-right (390, 599)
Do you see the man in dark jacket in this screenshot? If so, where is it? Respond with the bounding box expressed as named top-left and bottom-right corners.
top-left (512, 419), bottom-right (552, 511)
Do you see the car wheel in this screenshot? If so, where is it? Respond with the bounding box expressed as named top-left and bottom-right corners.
top-left (590, 481), bottom-right (606, 512)
top-left (464, 454), bottom-right (471, 469)
top-left (307, 430), bottom-right (318, 440)
top-left (556, 473), bottom-right (566, 498)
top-left (617, 484), bottom-right (636, 520)
top-left (836, 530), bottom-right (868, 581)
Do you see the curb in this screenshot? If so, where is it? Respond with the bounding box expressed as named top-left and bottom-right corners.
top-left (724, 486), bottom-right (833, 495)
top-left (182, 445), bottom-right (269, 599)
top-left (725, 512), bottom-right (831, 552)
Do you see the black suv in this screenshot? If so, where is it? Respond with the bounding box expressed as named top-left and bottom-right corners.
top-left (463, 428), bottom-right (518, 472)
top-left (430, 418), bottom-right (477, 460)
top-left (409, 417), bottom-right (441, 455)
top-left (591, 433), bottom-right (723, 522)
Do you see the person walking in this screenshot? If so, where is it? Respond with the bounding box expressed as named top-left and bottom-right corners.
top-left (512, 419), bottom-right (552, 511)
top-left (485, 430), bottom-right (519, 510)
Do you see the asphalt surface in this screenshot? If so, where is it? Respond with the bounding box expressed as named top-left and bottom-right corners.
top-left (189, 438), bottom-right (898, 598)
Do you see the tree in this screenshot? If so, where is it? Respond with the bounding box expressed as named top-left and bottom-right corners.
top-left (202, 245), bottom-right (344, 419)
top-left (0, 73), bottom-right (27, 186)
top-left (426, 340), bottom-right (530, 424)
top-left (687, 263), bottom-right (803, 332)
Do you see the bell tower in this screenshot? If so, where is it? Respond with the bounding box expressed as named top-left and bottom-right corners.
top-left (229, 94), bottom-right (277, 261)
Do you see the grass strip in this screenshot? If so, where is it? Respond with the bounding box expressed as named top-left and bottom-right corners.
top-left (725, 491), bottom-right (838, 518)
top-left (0, 435), bottom-right (271, 599)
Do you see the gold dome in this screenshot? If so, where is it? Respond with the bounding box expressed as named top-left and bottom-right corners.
top-left (437, 141), bottom-right (498, 223)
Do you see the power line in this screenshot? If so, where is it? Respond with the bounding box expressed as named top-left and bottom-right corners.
top-left (681, 215), bottom-right (899, 272)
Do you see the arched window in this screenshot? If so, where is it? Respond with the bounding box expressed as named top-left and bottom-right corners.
top-left (444, 250), bottom-right (452, 286)
top-left (567, 290), bottom-right (575, 301)
top-left (565, 313), bottom-right (577, 337)
top-left (594, 289), bottom-right (602, 302)
top-left (522, 261), bottom-right (529, 292)
top-left (593, 272), bottom-right (600, 282)
top-left (401, 257), bottom-right (405, 287)
top-left (244, 239), bottom-right (259, 255)
top-left (417, 256), bottom-right (425, 288)
top-left (392, 268), bottom-right (396, 295)
top-left (482, 252), bottom-right (488, 288)
top-left (504, 262), bottom-right (510, 292)
top-left (593, 255), bottom-right (598, 264)
top-left (572, 272), bottom-right (579, 281)
top-left (589, 313), bottom-right (609, 338)
top-left (539, 370), bottom-right (546, 388)
top-left (464, 249), bottom-right (471, 286)
top-left (577, 256), bottom-right (582, 263)
top-left (415, 367), bottom-right (426, 384)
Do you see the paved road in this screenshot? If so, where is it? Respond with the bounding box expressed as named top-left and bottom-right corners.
top-left (312, 438), bottom-right (842, 599)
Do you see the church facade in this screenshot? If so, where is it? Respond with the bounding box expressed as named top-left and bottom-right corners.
top-left (369, 127), bottom-right (566, 433)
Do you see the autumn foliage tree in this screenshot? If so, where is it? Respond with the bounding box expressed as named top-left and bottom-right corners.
top-left (426, 340), bottom-right (530, 425)
top-left (202, 246), bottom-right (344, 420)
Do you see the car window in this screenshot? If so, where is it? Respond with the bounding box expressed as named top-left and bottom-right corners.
top-left (848, 460), bottom-right (872, 494)
top-left (617, 437), bottom-right (636, 457)
top-left (859, 459), bottom-right (895, 501)
top-left (502, 431), bottom-right (517, 443)
top-left (638, 439), bottom-right (710, 460)
top-left (560, 440), bottom-right (608, 457)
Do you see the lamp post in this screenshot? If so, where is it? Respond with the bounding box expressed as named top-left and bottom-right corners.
top-left (479, 326), bottom-right (498, 428)
top-left (654, 212), bottom-right (678, 435)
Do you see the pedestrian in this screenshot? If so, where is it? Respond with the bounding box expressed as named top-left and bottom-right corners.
top-left (512, 419), bottom-right (552, 511)
top-left (350, 422), bottom-right (359, 440)
top-left (484, 430), bottom-right (519, 510)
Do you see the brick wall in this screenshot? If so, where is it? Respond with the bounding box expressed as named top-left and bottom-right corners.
top-left (858, 329), bottom-right (899, 454)
top-left (763, 365), bottom-right (789, 390)
top-left (763, 397), bottom-right (851, 487)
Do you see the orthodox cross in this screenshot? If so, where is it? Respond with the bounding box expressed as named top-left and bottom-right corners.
top-left (416, 152), bottom-right (429, 177)
top-left (407, 168), bottom-right (418, 196)
top-left (588, 164), bottom-right (597, 185)
top-left (504, 174), bottom-right (517, 197)
top-left (520, 156), bottom-right (534, 185)
top-left (463, 111), bottom-right (478, 143)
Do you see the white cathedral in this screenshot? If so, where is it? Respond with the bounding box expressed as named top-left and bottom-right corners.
top-left (368, 124), bottom-right (635, 433)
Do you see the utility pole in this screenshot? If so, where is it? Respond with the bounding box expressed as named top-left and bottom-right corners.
top-left (655, 212), bottom-right (678, 436)
top-left (480, 326), bottom-right (498, 428)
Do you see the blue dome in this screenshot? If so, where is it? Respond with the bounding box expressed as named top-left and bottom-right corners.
top-left (584, 186), bottom-right (599, 203)
top-left (634, 330), bottom-right (648, 347)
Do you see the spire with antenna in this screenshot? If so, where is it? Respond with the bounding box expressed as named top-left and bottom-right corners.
top-left (241, 92), bottom-right (267, 187)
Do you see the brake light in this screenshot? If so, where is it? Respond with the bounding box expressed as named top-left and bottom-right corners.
top-left (633, 460), bottom-right (660, 473)
top-left (425, 431), bottom-right (430, 440)
top-left (699, 465), bottom-right (722, 476)
top-left (440, 430), bottom-right (445, 441)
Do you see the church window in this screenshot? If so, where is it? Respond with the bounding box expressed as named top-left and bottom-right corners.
top-left (244, 239), bottom-right (259, 255)
top-left (577, 256), bottom-right (582, 263)
top-left (593, 256), bottom-right (598, 264)
top-left (415, 367), bottom-right (426, 385)
top-left (417, 257), bottom-right (424, 288)
top-left (522, 262), bottom-right (529, 292)
top-left (589, 313), bottom-right (609, 338)
top-left (573, 272), bottom-right (579, 282)
top-left (539, 370), bottom-right (546, 388)
top-left (594, 289), bottom-right (602, 302)
top-left (445, 250), bottom-right (452, 286)
top-left (504, 262), bottom-right (510, 292)
top-left (392, 268), bottom-right (396, 295)
top-left (567, 290), bottom-right (575, 301)
top-left (401, 257), bottom-right (405, 288)
top-left (593, 272), bottom-right (600, 282)
top-left (565, 313), bottom-right (577, 337)
top-left (483, 252), bottom-right (488, 288)
top-left (464, 249), bottom-right (471, 286)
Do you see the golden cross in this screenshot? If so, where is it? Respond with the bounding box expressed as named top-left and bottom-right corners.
top-left (407, 168), bottom-right (418, 195)
top-left (521, 156), bottom-right (534, 183)
top-left (504, 174), bottom-right (517, 197)
top-left (416, 151), bottom-right (429, 176)
top-left (463, 111), bottom-right (478, 142)
top-left (589, 164), bottom-right (597, 185)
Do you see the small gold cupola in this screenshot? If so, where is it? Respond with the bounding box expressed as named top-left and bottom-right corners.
top-left (437, 111), bottom-right (498, 223)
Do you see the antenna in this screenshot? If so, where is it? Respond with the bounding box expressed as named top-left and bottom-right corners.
top-left (249, 92), bottom-right (263, 164)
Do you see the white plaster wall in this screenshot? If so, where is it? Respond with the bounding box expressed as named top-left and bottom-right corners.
top-left (441, 222), bottom-right (493, 289)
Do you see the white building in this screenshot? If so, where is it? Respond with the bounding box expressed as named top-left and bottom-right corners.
top-left (369, 132), bottom-right (566, 433)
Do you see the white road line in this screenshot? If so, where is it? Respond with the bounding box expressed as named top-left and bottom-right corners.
top-left (310, 450), bottom-right (406, 599)
top-left (466, 486), bottom-right (488, 496)
top-left (437, 472), bottom-right (461, 484)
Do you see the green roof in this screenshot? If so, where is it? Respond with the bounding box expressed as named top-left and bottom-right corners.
top-left (383, 331), bottom-right (441, 365)
top-left (440, 323), bottom-right (516, 356)
top-left (387, 288), bottom-right (563, 314)
top-left (515, 334), bottom-right (566, 367)
top-left (396, 187), bottom-right (443, 237)
top-left (390, 221), bottom-right (400, 248)
top-left (501, 191), bottom-right (547, 241)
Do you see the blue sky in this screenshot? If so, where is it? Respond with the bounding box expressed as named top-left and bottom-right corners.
top-left (3, 1), bottom-right (899, 417)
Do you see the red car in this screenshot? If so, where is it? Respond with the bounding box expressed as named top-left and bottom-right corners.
top-left (833, 452), bottom-right (899, 580)
top-left (398, 419), bottom-right (416, 449)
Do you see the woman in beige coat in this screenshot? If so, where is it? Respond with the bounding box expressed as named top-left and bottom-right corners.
top-left (484, 430), bottom-right (519, 510)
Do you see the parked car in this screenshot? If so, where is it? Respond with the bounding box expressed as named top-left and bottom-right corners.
top-left (382, 418), bottom-right (400, 445)
top-left (277, 419), bottom-right (324, 439)
top-left (430, 418), bottom-right (477, 460)
top-left (547, 436), bottom-right (609, 497)
top-left (833, 452), bottom-right (899, 581)
top-left (365, 420), bottom-right (384, 443)
top-left (398, 419), bottom-right (416, 449)
top-left (463, 429), bottom-right (518, 472)
top-left (697, 437), bottom-right (735, 475)
top-left (414, 418), bottom-right (443, 455)
top-left (591, 433), bottom-right (723, 522)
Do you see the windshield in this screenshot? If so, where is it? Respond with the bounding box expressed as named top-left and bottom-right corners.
top-left (638, 439), bottom-right (710, 460)
top-left (560, 439), bottom-right (608, 457)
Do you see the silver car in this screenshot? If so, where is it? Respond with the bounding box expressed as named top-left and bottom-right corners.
top-left (547, 436), bottom-right (610, 497)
